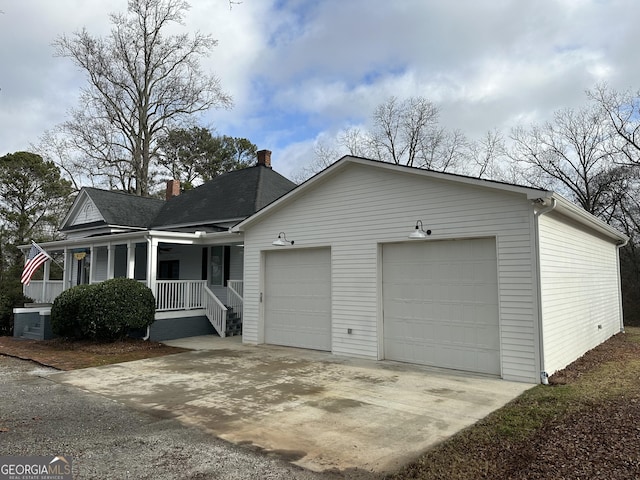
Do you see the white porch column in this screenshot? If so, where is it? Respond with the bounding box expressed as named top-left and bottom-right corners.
top-left (126, 241), bottom-right (136, 279)
top-left (42, 258), bottom-right (50, 301)
top-left (88, 246), bottom-right (95, 284)
top-left (147, 237), bottom-right (158, 298)
top-left (62, 247), bottom-right (70, 290)
top-left (107, 244), bottom-right (115, 279)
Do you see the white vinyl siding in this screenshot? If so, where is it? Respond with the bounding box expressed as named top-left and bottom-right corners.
top-left (70, 253), bottom-right (80, 286)
top-left (538, 211), bottom-right (622, 375)
top-left (242, 163), bottom-right (539, 382)
top-left (93, 246), bottom-right (108, 282)
top-left (156, 244), bottom-right (202, 280)
top-left (69, 197), bottom-right (102, 226)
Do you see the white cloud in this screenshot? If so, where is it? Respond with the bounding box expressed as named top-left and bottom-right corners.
top-left (2, 0), bottom-right (640, 178)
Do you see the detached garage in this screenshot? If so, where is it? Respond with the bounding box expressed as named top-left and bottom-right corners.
top-left (234, 156), bottom-right (627, 384)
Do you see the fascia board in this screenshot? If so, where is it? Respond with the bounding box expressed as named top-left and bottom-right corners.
top-left (59, 189), bottom-right (89, 229)
top-left (551, 194), bottom-right (628, 243)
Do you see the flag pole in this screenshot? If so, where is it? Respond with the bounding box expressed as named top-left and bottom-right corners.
top-left (31, 241), bottom-right (64, 270)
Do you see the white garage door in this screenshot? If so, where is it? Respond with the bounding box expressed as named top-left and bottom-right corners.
top-left (383, 238), bottom-right (500, 375)
top-left (264, 248), bottom-right (331, 351)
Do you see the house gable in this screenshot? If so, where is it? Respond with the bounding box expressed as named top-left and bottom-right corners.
top-left (60, 187), bottom-right (164, 237)
top-left (234, 156), bottom-right (626, 243)
top-left (233, 156), bottom-right (551, 232)
top-left (67, 194), bottom-right (103, 227)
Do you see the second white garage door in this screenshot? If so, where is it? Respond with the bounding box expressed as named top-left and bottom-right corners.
top-left (382, 238), bottom-right (500, 375)
top-left (264, 248), bottom-right (331, 351)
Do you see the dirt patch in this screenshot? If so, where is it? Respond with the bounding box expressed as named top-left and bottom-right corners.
top-left (0, 336), bottom-right (189, 370)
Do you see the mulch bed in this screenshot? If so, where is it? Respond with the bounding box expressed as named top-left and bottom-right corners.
top-left (507, 332), bottom-right (640, 480)
top-left (0, 336), bottom-right (189, 370)
top-left (489, 332), bottom-right (640, 479)
top-left (500, 397), bottom-right (640, 480)
top-left (549, 329), bottom-right (640, 385)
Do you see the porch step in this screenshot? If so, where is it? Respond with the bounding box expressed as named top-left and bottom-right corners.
top-left (225, 307), bottom-right (242, 337)
top-left (21, 322), bottom-right (44, 340)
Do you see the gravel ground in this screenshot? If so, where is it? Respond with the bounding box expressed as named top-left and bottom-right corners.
top-left (0, 355), bottom-right (380, 480)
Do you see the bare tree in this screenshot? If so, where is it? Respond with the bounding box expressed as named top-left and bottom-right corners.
top-left (53, 0), bottom-right (232, 196)
top-left (468, 129), bottom-right (507, 179)
top-left (369, 96), bottom-right (441, 167)
top-left (509, 105), bottom-right (626, 217)
top-left (33, 129), bottom-right (86, 192)
top-left (588, 83), bottom-right (640, 166)
top-left (337, 127), bottom-right (372, 158)
top-left (290, 140), bottom-right (341, 184)
top-left (296, 96), bottom-right (470, 182)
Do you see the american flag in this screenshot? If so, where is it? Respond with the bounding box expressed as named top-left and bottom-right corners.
top-left (21, 242), bottom-right (52, 286)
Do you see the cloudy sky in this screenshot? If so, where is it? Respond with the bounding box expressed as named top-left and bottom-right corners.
top-left (1, 0), bottom-right (639, 180)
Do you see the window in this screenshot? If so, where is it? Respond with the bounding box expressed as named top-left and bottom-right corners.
top-left (158, 260), bottom-right (180, 280)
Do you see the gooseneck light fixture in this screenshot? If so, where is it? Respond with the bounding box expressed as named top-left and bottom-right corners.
top-left (409, 220), bottom-right (431, 239)
top-left (272, 232), bottom-right (294, 246)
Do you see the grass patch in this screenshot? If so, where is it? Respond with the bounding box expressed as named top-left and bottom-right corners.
top-left (386, 327), bottom-right (640, 479)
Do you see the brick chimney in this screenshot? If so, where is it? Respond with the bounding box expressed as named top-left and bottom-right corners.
top-left (166, 179), bottom-right (180, 200)
top-left (257, 149), bottom-right (272, 168)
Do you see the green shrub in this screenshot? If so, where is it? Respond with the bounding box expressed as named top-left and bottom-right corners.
top-left (51, 284), bottom-right (93, 338)
top-left (0, 282), bottom-right (33, 336)
top-left (51, 278), bottom-right (155, 341)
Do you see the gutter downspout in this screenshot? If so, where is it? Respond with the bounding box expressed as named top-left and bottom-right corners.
top-left (533, 197), bottom-right (556, 385)
top-left (616, 237), bottom-right (629, 334)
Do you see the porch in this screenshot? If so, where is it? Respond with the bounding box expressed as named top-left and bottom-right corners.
top-left (20, 231), bottom-right (245, 341)
top-left (21, 278), bottom-right (243, 341)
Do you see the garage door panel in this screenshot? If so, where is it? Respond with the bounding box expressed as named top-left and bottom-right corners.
top-left (265, 248), bottom-right (331, 351)
top-left (383, 238), bottom-right (500, 375)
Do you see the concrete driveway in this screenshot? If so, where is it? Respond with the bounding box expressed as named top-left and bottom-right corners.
top-left (50, 336), bottom-right (531, 474)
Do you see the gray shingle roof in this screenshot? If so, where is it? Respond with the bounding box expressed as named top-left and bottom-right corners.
top-left (151, 165), bottom-right (296, 228)
top-left (62, 188), bottom-right (165, 231)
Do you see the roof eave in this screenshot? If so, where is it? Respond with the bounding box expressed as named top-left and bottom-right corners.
top-left (152, 217), bottom-right (247, 231)
top-left (18, 230), bottom-right (150, 251)
top-left (550, 194), bottom-right (629, 243)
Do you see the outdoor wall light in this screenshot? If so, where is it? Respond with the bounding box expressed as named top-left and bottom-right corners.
top-left (272, 232), bottom-right (294, 246)
top-left (409, 220), bottom-right (431, 239)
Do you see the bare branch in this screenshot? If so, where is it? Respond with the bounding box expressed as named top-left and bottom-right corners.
top-left (52, 0), bottom-right (232, 195)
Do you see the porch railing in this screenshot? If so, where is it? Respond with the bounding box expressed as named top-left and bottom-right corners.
top-left (23, 280), bottom-right (239, 336)
top-left (203, 285), bottom-right (227, 337)
top-left (227, 280), bottom-right (243, 320)
top-left (156, 280), bottom-right (206, 311)
top-left (24, 281), bottom-right (64, 304)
